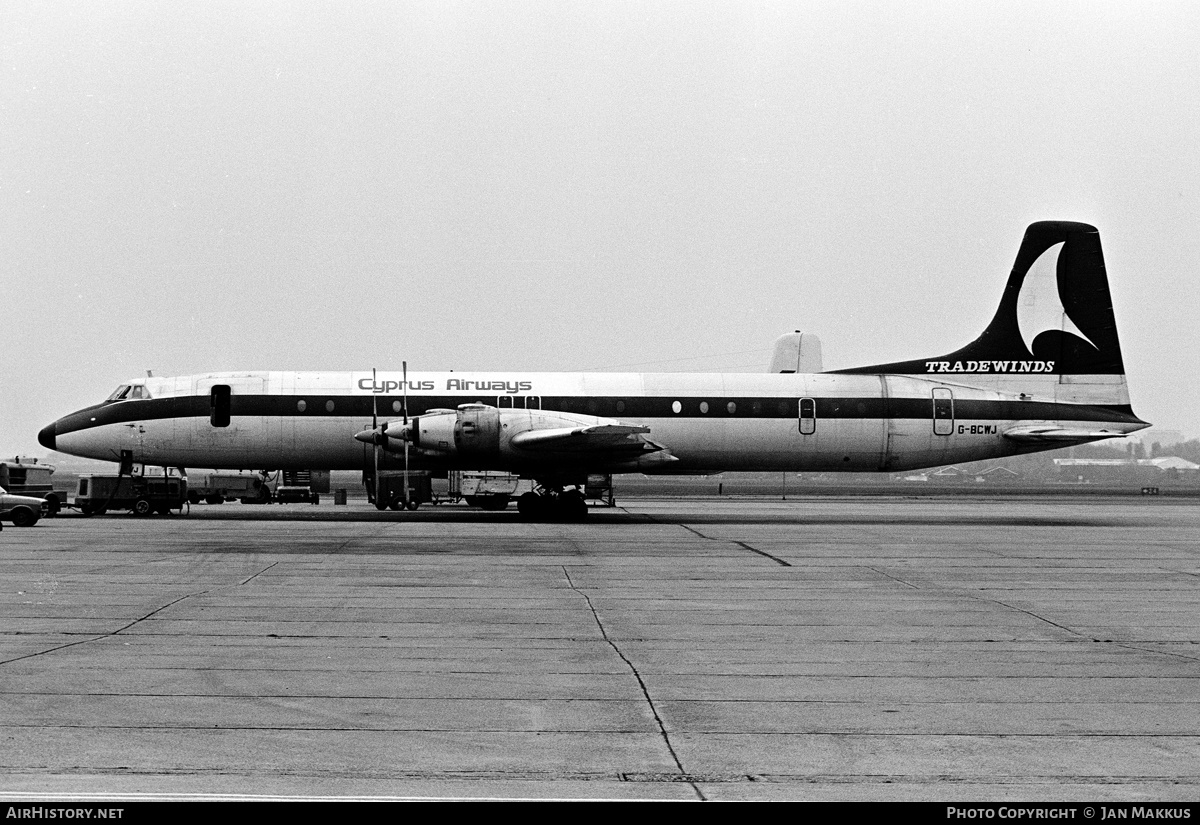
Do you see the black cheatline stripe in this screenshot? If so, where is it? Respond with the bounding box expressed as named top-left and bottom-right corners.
top-left (53, 394), bottom-right (1145, 436)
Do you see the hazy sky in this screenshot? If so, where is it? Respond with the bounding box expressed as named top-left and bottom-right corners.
top-left (4, 1), bottom-right (1198, 458)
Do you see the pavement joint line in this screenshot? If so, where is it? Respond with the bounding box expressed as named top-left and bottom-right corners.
top-left (239, 561), bottom-right (279, 585)
top-left (0, 591), bottom-right (203, 667)
top-left (677, 523), bottom-right (792, 567)
top-left (865, 566), bottom-right (921, 589)
top-left (560, 565), bottom-right (706, 802)
top-left (733, 540), bottom-right (791, 567)
top-left (1107, 641), bottom-right (1200, 664)
top-left (971, 596), bottom-right (1085, 638)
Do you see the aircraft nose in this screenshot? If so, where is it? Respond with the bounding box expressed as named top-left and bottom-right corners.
top-left (38, 422), bottom-right (56, 451)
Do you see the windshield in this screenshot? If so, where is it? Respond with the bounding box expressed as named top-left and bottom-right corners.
top-left (106, 385), bottom-right (131, 402)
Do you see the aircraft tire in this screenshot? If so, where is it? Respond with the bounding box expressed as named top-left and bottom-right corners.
top-left (517, 492), bottom-right (551, 520)
top-left (558, 491), bottom-right (589, 522)
top-left (132, 498), bottom-right (153, 517)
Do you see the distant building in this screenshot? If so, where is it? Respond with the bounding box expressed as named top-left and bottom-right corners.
top-left (979, 466), bottom-right (1021, 483)
top-left (1052, 456), bottom-right (1199, 483)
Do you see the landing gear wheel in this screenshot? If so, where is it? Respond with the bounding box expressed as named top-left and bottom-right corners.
top-left (558, 490), bottom-right (589, 522)
top-left (518, 492), bottom-right (545, 518)
top-left (132, 498), bottom-right (153, 517)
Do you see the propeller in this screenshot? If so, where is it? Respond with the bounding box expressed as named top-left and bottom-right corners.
top-left (402, 361), bottom-right (410, 509)
top-left (351, 365), bottom-right (414, 510)
top-left (375, 368), bottom-right (383, 508)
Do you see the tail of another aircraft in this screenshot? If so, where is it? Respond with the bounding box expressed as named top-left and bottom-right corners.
top-left (838, 221), bottom-right (1140, 414)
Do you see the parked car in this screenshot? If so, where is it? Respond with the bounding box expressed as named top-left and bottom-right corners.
top-left (0, 485), bottom-right (48, 527)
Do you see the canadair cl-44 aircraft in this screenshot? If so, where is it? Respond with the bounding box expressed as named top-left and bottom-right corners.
top-left (40, 221), bottom-right (1147, 518)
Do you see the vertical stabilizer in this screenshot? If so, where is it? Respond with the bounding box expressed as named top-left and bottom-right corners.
top-left (836, 221), bottom-right (1137, 412)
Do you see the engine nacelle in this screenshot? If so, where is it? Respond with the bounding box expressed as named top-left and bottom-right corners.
top-left (383, 403), bottom-right (663, 467)
top-left (405, 404), bottom-right (500, 456)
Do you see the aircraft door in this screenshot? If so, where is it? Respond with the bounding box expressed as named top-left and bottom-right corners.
top-left (798, 397), bottom-right (816, 435)
top-left (932, 387), bottom-right (954, 436)
top-left (194, 376), bottom-right (267, 463)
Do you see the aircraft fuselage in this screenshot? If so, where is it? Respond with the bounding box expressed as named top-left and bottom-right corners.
top-left (42, 369), bottom-right (1146, 476)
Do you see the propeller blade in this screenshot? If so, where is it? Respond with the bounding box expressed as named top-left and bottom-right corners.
top-left (372, 367), bottom-right (380, 508)
top-left (402, 360), bottom-right (409, 506)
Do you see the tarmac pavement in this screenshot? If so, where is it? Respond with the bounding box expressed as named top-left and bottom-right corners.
top-left (1, 495), bottom-right (1198, 801)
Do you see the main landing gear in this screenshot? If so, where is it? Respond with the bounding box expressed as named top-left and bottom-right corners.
top-left (516, 486), bottom-right (588, 522)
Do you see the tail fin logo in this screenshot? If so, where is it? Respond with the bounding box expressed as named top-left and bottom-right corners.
top-left (833, 222), bottom-right (1126, 378)
top-left (1016, 242), bottom-right (1099, 355)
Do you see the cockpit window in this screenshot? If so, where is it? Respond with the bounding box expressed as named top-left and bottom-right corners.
top-left (130, 385), bottom-right (149, 399)
top-left (106, 385), bottom-right (131, 402)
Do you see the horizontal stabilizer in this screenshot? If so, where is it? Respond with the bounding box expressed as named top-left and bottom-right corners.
top-left (1002, 425), bottom-right (1124, 444)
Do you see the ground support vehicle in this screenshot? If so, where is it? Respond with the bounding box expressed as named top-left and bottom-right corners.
top-left (187, 472), bottom-right (271, 505)
top-left (584, 474), bottom-right (615, 507)
top-left (274, 486), bottom-right (320, 505)
top-left (0, 458), bottom-right (67, 515)
top-left (455, 471), bottom-right (534, 511)
top-left (371, 471), bottom-right (432, 511)
top-left (74, 474), bottom-right (187, 516)
top-left (0, 486), bottom-right (49, 526)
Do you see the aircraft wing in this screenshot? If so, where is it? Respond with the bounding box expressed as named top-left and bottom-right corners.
top-left (1002, 425), bottom-right (1124, 444)
top-left (510, 424), bottom-right (660, 454)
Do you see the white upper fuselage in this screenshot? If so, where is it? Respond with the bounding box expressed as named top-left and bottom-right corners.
top-left (45, 369), bottom-right (1147, 476)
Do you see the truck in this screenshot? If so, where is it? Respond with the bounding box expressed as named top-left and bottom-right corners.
top-left (447, 471), bottom-right (614, 511)
top-left (74, 472), bottom-right (187, 516)
top-left (454, 471), bottom-right (534, 511)
top-left (187, 471), bottom-right (271, 505)
top-left (0, 457), bottom-right (67, 515)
